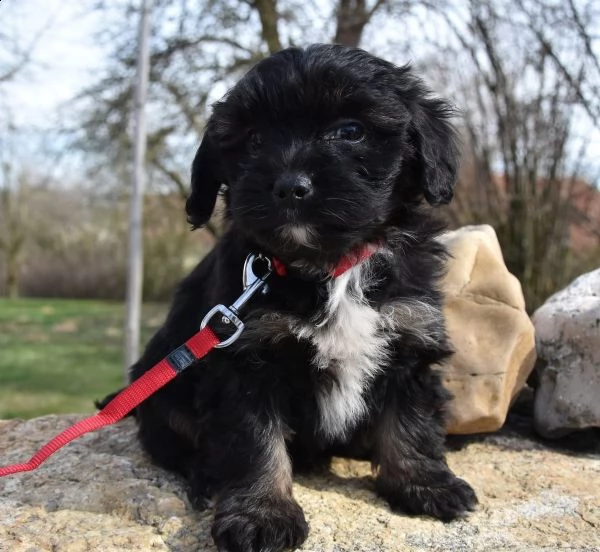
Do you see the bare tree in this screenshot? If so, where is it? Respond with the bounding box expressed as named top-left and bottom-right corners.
top-left (72, 0), bottom-right (268, 244)
top-left (0, 17), bottom-right (42, 83)
top-left (0, 34), bottom-right (32, 84)
top-left (516, 0), bottom-right (600, 127)
top-left (71, 0), bottom-right (599, 311)
top-left (0, 2), bottom-right (57, 297)
top-left (438, 0), bottom-right (600, 310)
top-left (73, 0), bottom-right (402, 205)
top-left (0, 161), bottom-right (28, 298)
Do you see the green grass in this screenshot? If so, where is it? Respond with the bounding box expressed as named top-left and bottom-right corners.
top-left (0, 298), bottom-right (167, 419)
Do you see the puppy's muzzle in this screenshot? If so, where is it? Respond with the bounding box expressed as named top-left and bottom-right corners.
top-left (273, 172), bottom-right (313, 208)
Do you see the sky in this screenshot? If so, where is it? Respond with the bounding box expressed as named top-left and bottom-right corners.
top-left (0, 0), bottom-right (110, 183)
top-left (1, 0), bottom-right (599, 186)
top-left (1, 1), bottom-right (105, 125)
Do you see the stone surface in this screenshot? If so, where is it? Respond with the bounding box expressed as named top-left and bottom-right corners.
top-left (439, 225), bottom-right (537, 434)
top-left (532, 268), bottom-right (600, 438)
top-left (1, 415), bottom-right (599, 551)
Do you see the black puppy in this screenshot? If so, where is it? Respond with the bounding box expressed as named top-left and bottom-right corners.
top-left (130, 44), bottom-right (477, 552)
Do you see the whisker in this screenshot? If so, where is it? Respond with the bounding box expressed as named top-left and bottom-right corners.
top-left (230, 204), bottom-right (268, 216)
top-left (321, 209), bottom-right (348, 224)
top-left (322, 197), bottom-right (362, 209)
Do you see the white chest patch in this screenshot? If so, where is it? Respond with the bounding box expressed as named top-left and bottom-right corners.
top-left (293, 264), bottom-right (390, 440)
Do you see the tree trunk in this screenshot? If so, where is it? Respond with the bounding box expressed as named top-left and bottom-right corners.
top-left (124, 0), bottom-right (152, 376)
top-left (5, 250), bottom-right (19, 299)
top-left (254, 0), bottom-right (282, 53)
top-left (334, 0), bottom-right (377, 47)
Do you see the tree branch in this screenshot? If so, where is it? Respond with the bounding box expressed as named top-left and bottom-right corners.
top-left (152, 158), bottom-right (188, 199)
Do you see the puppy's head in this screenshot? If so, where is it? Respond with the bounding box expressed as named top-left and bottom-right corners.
top-left (186, 44), bottom-right (459, 263)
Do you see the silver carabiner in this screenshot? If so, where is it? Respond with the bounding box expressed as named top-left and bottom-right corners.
top-left (243, 253), bottom-right (272, 291)
top-left (200, 254), bottom-right (273, 348)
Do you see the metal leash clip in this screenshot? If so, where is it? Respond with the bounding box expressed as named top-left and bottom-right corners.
top-left (200, 254), bottom-right (272, 348)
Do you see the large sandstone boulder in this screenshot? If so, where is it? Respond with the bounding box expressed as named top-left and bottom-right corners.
top-left (439, 225), bottom-right (536, 434)
top-left (1, 415), bottom-right (598, 551)
top-left (532, 268), bottom-right (600, 438)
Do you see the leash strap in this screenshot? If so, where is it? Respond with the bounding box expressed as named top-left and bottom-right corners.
top-left (0, 246), bottom-right (380, 478)
top-left (0, 328), bottom-right (219, 477)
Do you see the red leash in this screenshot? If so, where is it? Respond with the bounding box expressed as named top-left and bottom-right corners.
top-left (0, 246), bottom-right (379, 478)
top-left (0, 328), bottom-right (220, 477)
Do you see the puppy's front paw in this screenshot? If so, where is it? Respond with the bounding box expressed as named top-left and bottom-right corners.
top-left (212, 495), bottom-right (309, 552)
top-left (378, 473), bottom-right (478, 521)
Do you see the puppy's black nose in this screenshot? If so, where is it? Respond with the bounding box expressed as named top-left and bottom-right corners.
top-left (272, 173), bottom-right (313, 206)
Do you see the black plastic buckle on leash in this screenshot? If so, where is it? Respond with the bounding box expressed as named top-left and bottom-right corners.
top-left (200, 253), bottom-right (273, 348)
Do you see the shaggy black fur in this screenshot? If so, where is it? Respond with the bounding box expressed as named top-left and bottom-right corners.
top-left (125, 44), bottom-right (477, 552)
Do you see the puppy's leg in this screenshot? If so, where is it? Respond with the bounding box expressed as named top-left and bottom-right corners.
top-left (373, 366), bottom-right (478, 520)
top-left (208, 415), bottom-right (309, 552)
top-left (136, 395), bottom-right (197, 477)
top-left (288, 433), bottom-right (332, 475)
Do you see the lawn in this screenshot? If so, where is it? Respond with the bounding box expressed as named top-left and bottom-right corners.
top-left (0, 298), bottom-right (167, 419)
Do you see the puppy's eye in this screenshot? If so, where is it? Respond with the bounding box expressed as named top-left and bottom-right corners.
top-left (323, 121), bottom-right (365, 142)
top-left (248, 130), bottom-right (263, 152)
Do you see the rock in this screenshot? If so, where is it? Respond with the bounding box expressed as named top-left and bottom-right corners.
top-left (439, 225), bottom-right (536, 434)
top-left (1, 415), bottom-right (599, 551)
top-left (532, 268), bottom-right (600, 438)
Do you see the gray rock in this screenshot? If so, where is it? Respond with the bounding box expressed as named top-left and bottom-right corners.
top-left (1, 415), bottom-right (599, 551)
top-left (533, 268), bottom-right (600, 438)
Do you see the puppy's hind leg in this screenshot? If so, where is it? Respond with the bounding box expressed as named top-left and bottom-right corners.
top-left (372, 365), bottom-right (478, 520)
top-left (136, 397), bottom-right (196, 477)
top-left (206, 410), bottom-right (309, 552)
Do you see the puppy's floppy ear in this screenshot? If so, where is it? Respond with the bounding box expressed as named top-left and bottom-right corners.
top-left (185, 131), bottom-right (225, 228)
top-left (409, 98), bottom-right (460, 205)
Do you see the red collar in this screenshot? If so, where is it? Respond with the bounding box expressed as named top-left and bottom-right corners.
top-left (271, 243), bottom-right (380, 279)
